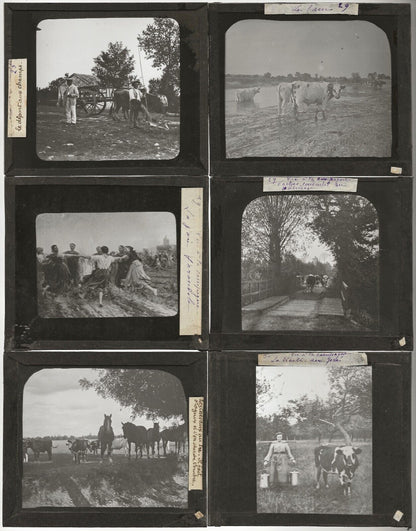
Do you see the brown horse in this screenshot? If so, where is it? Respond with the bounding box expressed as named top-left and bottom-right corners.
top-left (121, 421), bottom-right (148, 459)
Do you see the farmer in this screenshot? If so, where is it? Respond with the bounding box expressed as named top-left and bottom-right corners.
top-left (263, 432), bottom-right (296, 487)
top-left (64, 77), bottom-right (79, 125)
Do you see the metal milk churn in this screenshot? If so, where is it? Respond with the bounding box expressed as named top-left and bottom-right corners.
top-left (289, 470), bottom-right (299, 486)
top-left (259, 473), bottom-right (270, 489)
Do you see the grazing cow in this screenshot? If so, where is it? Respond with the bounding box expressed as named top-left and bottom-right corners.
top-left (291, 81), bottom-right (345, 121)
top-left (67, 439), bottom-right (90, 464)
top-left (276, 82), bottom-right (295, 119)
top-left (236, 87), bottom-right (260, 104)
top-left (314, 445), bottom-right (362, 496)
top-left (25, 438), bottom-right (53, 461)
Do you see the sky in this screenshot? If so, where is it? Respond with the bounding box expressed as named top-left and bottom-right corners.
top-left (36, 18), bottom-right (175, 88)
top-left (36, 212), bottom-right (176, 255)
top-left (286, 225), bottom-right (334, 266)
top-left (226, 20), bottom-right (391, 78)
top-left (257, 366), bottom-right (331, 419)
top-left (23, 368), bottom-right (183, 437)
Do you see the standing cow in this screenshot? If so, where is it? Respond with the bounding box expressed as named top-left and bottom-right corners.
top-left (67, 439), bottom-right (91, 464)
top-left (314, 444), bottom-right (362, 496)
top-left (236, 87), bottom-right (260, 104)
top-left (291, 81), bottom-right (345, 121)
top-left (25, 438), bottom-right (53, 461)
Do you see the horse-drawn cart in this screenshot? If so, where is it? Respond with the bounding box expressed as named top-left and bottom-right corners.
top-left (59, 73), bottom-right (114, 117)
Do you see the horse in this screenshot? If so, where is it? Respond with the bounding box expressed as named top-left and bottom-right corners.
top-left (121, 422), bottom-right (148, 459)
top-left (160, 424), bottom-right (187, 456)
top-left (98, 413), bottom-right (114, 463)
top-left (146, 422), bottom-right (160, 458)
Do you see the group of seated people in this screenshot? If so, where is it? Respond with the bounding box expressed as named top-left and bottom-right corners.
top-left (37, 243), bottom-right (157, 307)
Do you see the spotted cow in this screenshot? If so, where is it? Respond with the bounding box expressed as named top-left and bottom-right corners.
top-left (314, 444), bottom-right (362, 496)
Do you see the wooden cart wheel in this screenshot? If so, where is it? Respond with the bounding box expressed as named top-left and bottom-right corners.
top-left (78, 88), bottom-right (106, 116)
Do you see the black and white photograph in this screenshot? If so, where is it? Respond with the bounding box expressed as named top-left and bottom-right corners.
top-left (242, 194), bottom-right (379, 332)
top-left (36, 212), bottom-right (177, 318)
top-left (225, 20), bottom-right (391, 158)
top-left (22, 368), bottom-right (188, 508)
top-left (256, 365), bottom-right (372, 514)
top-left (36, 17), bottom-right (180, 161)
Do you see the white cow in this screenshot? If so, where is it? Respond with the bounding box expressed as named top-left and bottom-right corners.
top-left (236, 87), bottom-right (260, 104)
top-left (276, 82), bottom-right (295, 119)
top-left (291, 81), bottom-right (345, 121)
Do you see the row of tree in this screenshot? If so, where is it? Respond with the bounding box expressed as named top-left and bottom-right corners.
top-left (257, 367), bottom-right (372, 442)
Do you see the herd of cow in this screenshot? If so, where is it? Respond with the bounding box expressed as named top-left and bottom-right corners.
top-left (23, 422), bottom-right (187, 465)
top-left (297, 274), bottom-right (330, 293)
top-left (236, 81), bottom-right (346, 122)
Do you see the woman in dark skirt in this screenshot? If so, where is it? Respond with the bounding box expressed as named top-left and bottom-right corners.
top-left (42, 245), bottom-right (71, 294)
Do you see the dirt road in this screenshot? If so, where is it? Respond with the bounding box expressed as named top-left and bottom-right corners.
top-left (23, 453), bottom-right (187, 508)
top-left (226, 86), bottom-right (391, 158)
top-left (36, 105), bottom-right (179, 161)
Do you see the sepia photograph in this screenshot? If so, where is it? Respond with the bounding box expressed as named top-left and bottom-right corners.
top-left (225, 20), bottom-right (391, 158)
top-left (256, 365), bottom-right (372, 514)
top-left (36, 18), bottom-right (180, 161)
top-left (22, 368), bottom-right (188, 508)
top-left (36, 212), bottom-right (177, 318)
top-left (242, 194), bottom-right (379, 332)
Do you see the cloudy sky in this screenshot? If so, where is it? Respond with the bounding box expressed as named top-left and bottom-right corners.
top-left (23, 368), bottom-right (182, 438)
top-left (36, 212), bottom-right (176, 256)
top-left (37, 18), bottom-right (175, 88)
top-left (226, 20), bottom-right (391, 78)
top-left (257, 366), bottom-right (331, 419)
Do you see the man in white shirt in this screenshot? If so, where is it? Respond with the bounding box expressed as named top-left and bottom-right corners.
top-left (129, 80), bottom-right (152, 126)
top-left (64, 78), bottom-right (79, 125)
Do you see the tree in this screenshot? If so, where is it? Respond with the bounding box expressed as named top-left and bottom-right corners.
top-left (138, 18), bottom-right (180, 106)
top-left (92, 41), bottom-right (135, 88)
top-left (80, 369), bottom-right (186, 420)
top-left (242, 196), bottom-right (312, 286)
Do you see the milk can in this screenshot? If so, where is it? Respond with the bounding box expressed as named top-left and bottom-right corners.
top-left (289, 470), bottom-right (300, 486)
top-left (259, 473), bottom-right (270, 489)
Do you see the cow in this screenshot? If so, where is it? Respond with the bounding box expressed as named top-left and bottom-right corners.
top-left (305, 274), bottom-right (317, 293)
top-left (88, 440), bottom-right (100, 455)
top-left (276, 82), bottom-right (294, 119)
top-left (291, 81), bottom-right (345, 122)
top-left (236, 87), bottom-right (260, 104)
top-left (67, 439), bottom-right (90, 464)
top-left (25, 438), bottom-right (53, 461)
top-left (314, 445), bottom-right (362, 496)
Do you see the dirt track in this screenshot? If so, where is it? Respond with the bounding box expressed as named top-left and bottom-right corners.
top-left (23, 453), bottom-right (188, 508)
top-left (226, 86), bottom-right (391, 158)
top-left (36, 104), bottom-right (179, 161)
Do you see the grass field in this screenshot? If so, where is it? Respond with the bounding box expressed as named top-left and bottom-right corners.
top-left (256, 440), bottom-right (372, 514)
top-left (36, 104), bottom-right (179, 161)
top-left (38, 268), bottom-right (178, 318)
top-left (23, 443), bottom-right (188, 508)
top-left (226, 85), bottom-right (391, 158)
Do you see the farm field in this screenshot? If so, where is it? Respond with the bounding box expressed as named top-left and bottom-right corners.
top-left (36, 104), bottom-right (179, 161)
top-left (38, 268), bottom-right (178, 319)
top-left (23, 441), bottom-right (188, 508)
top-left (225, 85), bottom-right (391, 158)
top-left (256, 439), bottom-right (372, 514)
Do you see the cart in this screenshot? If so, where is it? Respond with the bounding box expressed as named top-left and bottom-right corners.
top-left (78, 86), bottom-right (113, 116)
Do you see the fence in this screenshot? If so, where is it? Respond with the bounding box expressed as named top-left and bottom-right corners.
top-left (241, 278), bottom-right (275, 307)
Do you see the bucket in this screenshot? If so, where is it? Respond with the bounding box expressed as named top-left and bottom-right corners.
top-left (259, 473), bottom-right (270, 489)
top-left (289, 470), bottom-right (300, 486)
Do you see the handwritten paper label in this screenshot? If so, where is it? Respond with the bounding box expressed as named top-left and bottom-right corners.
top-left (189, 397), bottom-right (204, 490)
top-left (8, 59), bottom-right (27, 137)
top-left (398, 337), bottom-right (406, 347)
top-left (180, 188), bottom-right (203, 336)
top-left (265, 3), bottom-right (359, 15)
top-left (258, 352), bottom-right (368, 366)
top-left (264, 176), bottom-right (358, 192)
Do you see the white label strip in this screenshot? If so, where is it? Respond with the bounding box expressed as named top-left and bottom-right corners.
top-left (258, 352), bottom-right (368, 366)
top-left (393, 510), bottom-right (403, 522)
top-left (265, 3), bottom-right (359, 15)
top-left (180, 188), bottom-right (203, 336)
top-left (189, 397), bottom-right (204, 491)
top-left (264, 176), bottom-right (358, 192)
top-left (7, 59), bottom-right (27, 137)
top-left (390, 166), bottom-right (403, 175)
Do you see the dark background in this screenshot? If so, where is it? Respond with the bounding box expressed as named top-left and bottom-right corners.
top-left (209, 3), bottom-right (412, 176)
top-left (211, 176), bottom-right (413, 351)
top-left (208, 351), bottom-right (412, 527)
top-left (5, 176), bottom-right (208, 350)
top-left (4, 3), bottom-right (208, 176)
top-left (3, 350), bottom-right (207, 527)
